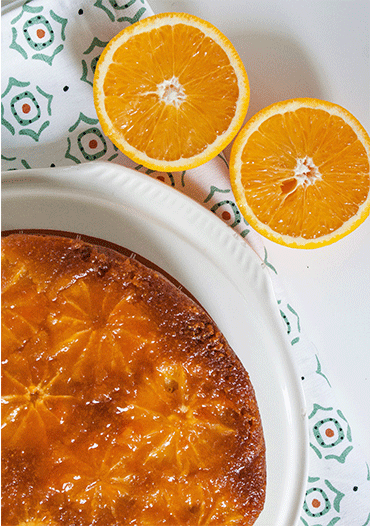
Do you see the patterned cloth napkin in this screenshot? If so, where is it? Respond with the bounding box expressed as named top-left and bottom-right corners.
top-left (1, 1), bottom-right (369, 524)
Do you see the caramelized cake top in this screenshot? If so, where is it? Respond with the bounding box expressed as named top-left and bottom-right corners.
top-left (1, 233), bottom-right (266, 526)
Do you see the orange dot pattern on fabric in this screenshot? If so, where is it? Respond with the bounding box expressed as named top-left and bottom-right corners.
top-left (222, 211), bottom-right (231, 220)
top-left (89, 139), bottom-right (98, 149)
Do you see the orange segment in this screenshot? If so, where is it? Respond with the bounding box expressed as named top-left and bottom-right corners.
top-left (93, 12), bottom-right (249, 171)
top-left (1, 256), bottom-right (50, 356)
top-left (230, 98), bottom-right (370, 248)
top-left (1, 346), bottom-right (79, 450)
top-left (117, 361), bottom-right (239, 477)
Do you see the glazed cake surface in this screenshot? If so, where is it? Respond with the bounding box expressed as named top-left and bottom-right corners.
top-left (1, 233), bottom-right (266, 526)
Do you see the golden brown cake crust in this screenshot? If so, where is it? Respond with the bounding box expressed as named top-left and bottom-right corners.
top-left (1, 232), bottom-right (266, 526)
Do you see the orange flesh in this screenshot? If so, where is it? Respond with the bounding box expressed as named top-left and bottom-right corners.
top-left (103, 23), bottom-right (240, 162)
top-left (1, 234), bottom-right (265, 526)
top-left (240, 108), bottom-right (370, 238)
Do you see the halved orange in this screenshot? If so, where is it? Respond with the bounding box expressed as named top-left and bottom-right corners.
top-left (93, 12), bottom-right (249, 171)
top-left (229, 98), bottom-right (370, 248)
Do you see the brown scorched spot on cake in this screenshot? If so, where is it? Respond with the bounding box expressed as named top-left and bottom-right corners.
top-left (1, 233), bottom-right (266, 526)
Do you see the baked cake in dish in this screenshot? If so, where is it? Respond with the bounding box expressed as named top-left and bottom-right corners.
top-left (1, 232), bottom-right (266, 526)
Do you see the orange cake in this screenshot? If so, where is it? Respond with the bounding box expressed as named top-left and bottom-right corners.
top-left (1, 232), bottom-right (266, 526)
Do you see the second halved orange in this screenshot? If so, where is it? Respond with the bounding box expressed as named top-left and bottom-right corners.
top-left (229, 98), bottom-right (370, 248)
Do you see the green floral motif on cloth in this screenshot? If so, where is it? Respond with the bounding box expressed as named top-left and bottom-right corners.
top-left (65, 113), bottom-right (120, 164)
top-left (315, 355), bottom-right (332, 387)
top-left (1, 77), bottom-right (52, 141)
top-left (309, 404), bottom-right (353, 462)
top-left (210, 200), bottom-right (242, 228)
top-left (301, 478), bottom-right (344, 525)
top-left (1, 154), bottom-right (31, 170)
top-left (204, 185), bottom-right (230, 202)
top-left (94, 0), bottom-right (146, 23)
top-left (264, 246), bottom-right (278, 274)
top-left (204, 184), bottom-right (251, 233)
top-left (10, 4), bottom-right (67, 65)
top-left (278, 299), bottom-right (301, 345)
top-left (81, 37), bottom-right (109, 86)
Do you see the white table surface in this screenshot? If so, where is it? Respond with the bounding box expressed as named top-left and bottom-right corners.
top-left (149, 0), bottom-right (370, 459)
